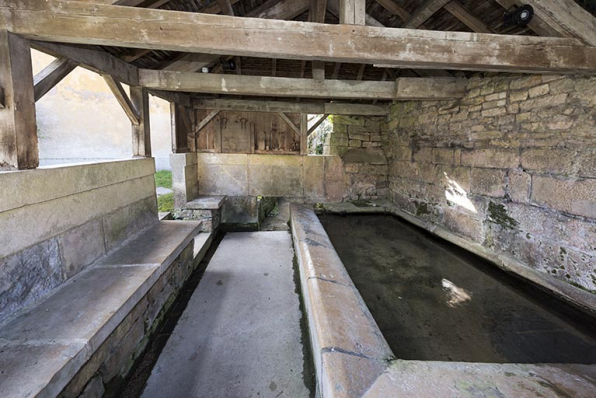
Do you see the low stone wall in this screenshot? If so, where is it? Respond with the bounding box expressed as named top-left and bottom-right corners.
top-left (0, 158), bottom-right (158, 322)
top-left (387, 75), bottom-right (596, 292)
top-left (195, 153), bottom-right (345, 202)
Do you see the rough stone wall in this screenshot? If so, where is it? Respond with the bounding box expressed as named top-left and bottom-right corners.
top-left (0, 159), bottom-right (158, 321)
top-left (325, 115), bottom-right (390, 200)
top-left (387, 75), bottom-right (596, 292)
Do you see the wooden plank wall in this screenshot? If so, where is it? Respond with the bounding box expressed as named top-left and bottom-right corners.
top-left (196, 111), bottom-right (302, 154)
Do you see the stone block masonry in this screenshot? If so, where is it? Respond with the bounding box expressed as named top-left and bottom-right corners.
top-left (387, 75), bottom-right (596, 292)
top-left (324, 115), bottom-right (391, 201)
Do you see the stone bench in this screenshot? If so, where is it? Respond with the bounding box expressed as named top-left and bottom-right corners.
top-left (0, 220), bottom-right (212, 398)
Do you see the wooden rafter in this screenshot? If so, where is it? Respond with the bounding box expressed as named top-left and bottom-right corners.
top-left (493, 0), bottom-right (564, 37)
top-left (444, 1), bottom-right (493, 34)
top-left (404, 0), bottom-right (452, 29)
top-left (33, 57), bottom-right (77, 101)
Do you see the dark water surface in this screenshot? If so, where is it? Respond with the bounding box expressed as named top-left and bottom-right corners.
top-left (319, 214), bottom-right (596, 364)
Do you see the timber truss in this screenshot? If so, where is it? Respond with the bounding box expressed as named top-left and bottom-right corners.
top-left (0, 0), bottom-right (595, 168)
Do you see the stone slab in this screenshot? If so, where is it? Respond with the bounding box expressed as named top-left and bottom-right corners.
top-left (185, 195), bottom-right (225, 210)
top-left (141, 232), bottom-right (311, 398)
top-left (0, 220), bottom-right (207, 398)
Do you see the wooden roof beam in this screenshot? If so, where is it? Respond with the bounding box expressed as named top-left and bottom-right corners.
top-left (444, 1), bottom-right (494, 34)
top-left (4, 1), bottom-right (596, 74)
top-left (140, 70), bottom-right (467, 100)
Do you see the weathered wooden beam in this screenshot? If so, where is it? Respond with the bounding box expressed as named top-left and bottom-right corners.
top-left (0, 86), bottom-right (4, 109)
top-left (300, 113), bottom-right (308, 155)
top-left (195, 110), bottom-right (219, 135)
top-left (444, 1), bottom-right (493, 34)
top-left (31, 41), bottom-right (139, 86)
top-left (4, 1), bottom-right (594, 74)
top-left (522, 0), bottom-right (596, 46)
top-left (130, 86), bottom-right (151, 157)
top-left (404, 0), bottom-right (451, 28)
top-left (102, 74), bottom-right (141, 125)
top-left (147, 89), bottom-right (191, 107)
top-left (140, 71), bottom-right (467, 100)
top-left (194, 99), bottom-right (390, 116)
top-left (308, 114), bottom-right (328, 135)
top-left (120, 48), bottom-right (150, 63)
top-left (33, 57), bottom-right (77, 101)
top-left (0, 30), bottom-right (38, 170)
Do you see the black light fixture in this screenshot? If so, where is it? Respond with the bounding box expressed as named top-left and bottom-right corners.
top-left (220, 58), bottom-right (236, 71)
top-left (503, 4), bottom-right (534, 28)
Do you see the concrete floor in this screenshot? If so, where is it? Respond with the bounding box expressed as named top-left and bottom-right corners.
top-left (141, 231), bottom-right (312, 398)
top-left (319, 214), bottom-right (596, 364)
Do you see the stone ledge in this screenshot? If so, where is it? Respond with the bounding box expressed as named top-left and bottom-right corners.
top-left (185, 195), bottom-right (225, 210)
top-left (290, 204), bottom-right (393, 397)
top-left (0, 220), bottom-right (206, 398)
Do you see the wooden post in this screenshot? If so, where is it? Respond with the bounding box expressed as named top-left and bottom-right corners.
top-left (170, 102), bottom-right (189, 153)
top-left (130, 86), bottom-right (151, 157)
top-left (0, 31), bottom-right (38, 170)
top-left (339, 0), bottom-right (365, 25)
top-left (300, 113), bottom-right (308, 155)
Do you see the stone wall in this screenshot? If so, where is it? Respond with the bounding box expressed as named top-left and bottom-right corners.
top-left (195, 153), bottom-right (345, 202)
top-left (324, 115), bottom-right (390, 200)
top-left (387, 75), bottom-right (596, 292)
top-left (0, 158), bottom-right (158, 321)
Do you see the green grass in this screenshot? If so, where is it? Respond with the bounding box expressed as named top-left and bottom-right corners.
top-left (157, 192), bottom-right (174, 213)
top-left (154, 170), bottom-right (173, 189)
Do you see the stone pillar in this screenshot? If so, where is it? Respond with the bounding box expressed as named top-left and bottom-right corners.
top-left (170, 153), bottom-right (199, 209)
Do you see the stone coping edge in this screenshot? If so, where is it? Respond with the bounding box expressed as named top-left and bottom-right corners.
top-left (290, 203), bottom-right (394, 398)
top-left (321, 202), bottom-right (596, 319)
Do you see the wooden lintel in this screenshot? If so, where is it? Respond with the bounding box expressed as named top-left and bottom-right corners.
top-left (4, 1), bottom-right (595, 74)
top-left (195, 110), bottom-right (220, 135)
top-left (141, 71), bottom-right (467, 100)
top-left (34, 57), bottom-right (77, 101)
top-left (308, 114), bottom-right (328, 135)
top-left (278, 112), bottom-right (301, 137)
top-left (102, 74), bottom-right (141, 125)
top-left (194, 99), bottom-right (389, 116)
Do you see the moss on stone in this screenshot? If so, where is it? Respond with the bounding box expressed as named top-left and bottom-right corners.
top-left (415, 201), bottom-right (431, 217)
top-left (487, 202), bottom-right (518, 230)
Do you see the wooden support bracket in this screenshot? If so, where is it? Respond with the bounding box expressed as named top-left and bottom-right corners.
top-left (277, 112), bottom-right (301, 137)
top-left (102, 74), bottom-right (141, 125)
top-left (34, 58), bottom-right (78, 102)
top-left (195, 110), bottom-right (220, 136)
top-left (307, 114), bottom-right (329, 136)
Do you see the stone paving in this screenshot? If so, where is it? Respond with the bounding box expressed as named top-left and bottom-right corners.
top-left (141, 231), bottom-right (312, 398)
